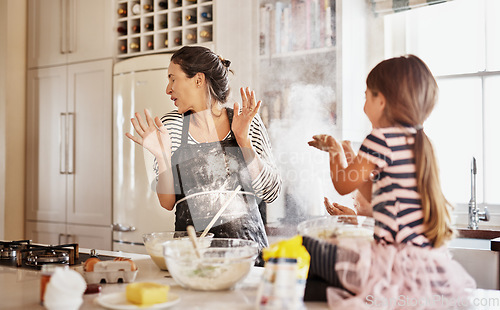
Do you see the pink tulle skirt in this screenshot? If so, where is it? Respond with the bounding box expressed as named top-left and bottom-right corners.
top-left (327, 239), bottom-right (477, 309)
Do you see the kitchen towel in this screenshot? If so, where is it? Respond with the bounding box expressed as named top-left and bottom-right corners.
top-left (43, 267), bottom-right (87, 310)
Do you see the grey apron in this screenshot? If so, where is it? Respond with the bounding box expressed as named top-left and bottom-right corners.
top-left (171, 109), bottom-right (268, 264)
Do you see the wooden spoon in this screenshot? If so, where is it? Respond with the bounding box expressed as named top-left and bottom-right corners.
top-left (200, 185), bottom-right (242, 238)
top-left (187, 225), bottom-right (202, 259)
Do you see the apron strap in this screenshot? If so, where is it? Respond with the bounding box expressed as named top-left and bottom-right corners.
top-left (226, 108), bottom-right (236, 139)
top-left (180, 111), bottom-right (192, 146)
top-left (226, 107), bottom-right (234, 123)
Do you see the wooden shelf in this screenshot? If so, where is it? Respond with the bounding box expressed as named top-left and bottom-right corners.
top-left (260, 46), bottom-right (336, 60)
top-left (115, 0), bottom-right (213, 58)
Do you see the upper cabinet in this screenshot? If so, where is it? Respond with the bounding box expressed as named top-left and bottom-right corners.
top-left (27, 0), bottom-right (114, 68)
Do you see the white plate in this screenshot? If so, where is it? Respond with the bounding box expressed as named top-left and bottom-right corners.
top-left (96, 292), bottom-right (180, 309)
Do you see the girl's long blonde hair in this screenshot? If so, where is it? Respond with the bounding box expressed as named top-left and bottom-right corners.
top-left (366, 55), bottom-right (454, 248)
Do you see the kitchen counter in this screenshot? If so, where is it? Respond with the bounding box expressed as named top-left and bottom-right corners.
top-left (3, 249), bottom-right (500, 309)
top-left (1, 249), bottom-right (328, 310)
top-left (457, 226), bottom-right (500, 240)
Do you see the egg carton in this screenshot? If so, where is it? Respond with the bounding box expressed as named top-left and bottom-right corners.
top-left (82, 261), bottom-right (138, 284)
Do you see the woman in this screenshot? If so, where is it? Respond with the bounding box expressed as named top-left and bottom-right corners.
top-left (126, 46), bottom-right (282, 264)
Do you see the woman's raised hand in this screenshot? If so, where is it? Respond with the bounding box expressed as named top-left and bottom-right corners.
top-left (232, 87), bottom-right (261, 148)
top-left (125, 109), bottom-right (172, 159)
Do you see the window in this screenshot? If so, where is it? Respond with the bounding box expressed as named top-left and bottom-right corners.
top-left (384, 0), bottom-right (500, 210)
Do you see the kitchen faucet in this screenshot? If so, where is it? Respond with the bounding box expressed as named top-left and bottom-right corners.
top-left (468, 157), bottom-right (490, 230)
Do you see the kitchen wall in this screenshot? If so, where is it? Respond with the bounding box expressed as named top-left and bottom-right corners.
top-left (0, 0), bottom-right (27, 240)
top-left (0, 0), bottom-right (6, 240)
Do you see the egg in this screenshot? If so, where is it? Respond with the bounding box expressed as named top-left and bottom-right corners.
top-left (83, 257), bottom-right (101, 272)
top-left (114, 257), bottom-right (137, 271)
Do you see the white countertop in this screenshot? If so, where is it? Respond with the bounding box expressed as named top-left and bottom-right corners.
top-left (0, 249), bottom-right (329, 310)
top-left (3, 248), bottom-right (500, 309)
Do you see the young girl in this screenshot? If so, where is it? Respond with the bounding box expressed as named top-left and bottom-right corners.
top-left (307, 55), bottom-right (475, 308)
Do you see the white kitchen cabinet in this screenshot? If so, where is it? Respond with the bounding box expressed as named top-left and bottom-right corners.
top-left (27, 0), bottom-right (114, 68)
top-left (25, 221), bottom-right (66, 245)
top-left (26, 59), bottom-right (112, 249)
top-left (26, 65), bottom-right (67, 223)
top-left (25, 221), bottom-right (112, 250)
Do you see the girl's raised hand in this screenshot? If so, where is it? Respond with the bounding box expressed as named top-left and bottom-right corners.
top-left (232, 87), bottom-right (261, 148)
top-left (125, 109), bottom-right (172, 159)
top-left (324, 197), bottom-right (356, 216)
top-left (308, 134), bottom-right (343, 154)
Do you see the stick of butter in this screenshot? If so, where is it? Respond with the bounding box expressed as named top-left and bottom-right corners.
top-left (126, 282), bottom-right (170, 305)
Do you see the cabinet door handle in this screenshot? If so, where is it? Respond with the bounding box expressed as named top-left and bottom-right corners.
top-left (68, 0), bottom-right (76, 53)
top-left (59, 113), bottom-right (67, 174)
top-left (60, 0), bottom-right (67, 54)
top-left (67, 112), bottom-right (75, 174)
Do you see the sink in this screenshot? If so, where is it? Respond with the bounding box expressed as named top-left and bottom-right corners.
top-left (449, 237), bottom-right (491, 249)
top-left (448, 238), bottom-right (499, 290)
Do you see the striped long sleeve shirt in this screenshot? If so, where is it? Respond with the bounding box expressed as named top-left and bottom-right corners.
top-left (358, 127), bottom-right (431, 247)
top-left (155, 110), bottom-right (282, 204)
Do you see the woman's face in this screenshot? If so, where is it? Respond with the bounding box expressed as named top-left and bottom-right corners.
top-left (166, 62), bottom-right (204, 114)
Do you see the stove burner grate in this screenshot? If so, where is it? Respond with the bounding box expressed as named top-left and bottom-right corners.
top-left (17, 243), bottom-right (79, 267)
top-left (26, 249), bottom-right (70, 266)
top-left (0, 240), bottom-right (31, 260)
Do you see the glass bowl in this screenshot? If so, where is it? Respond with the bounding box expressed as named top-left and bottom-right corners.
top-left (297, 215), bottom-right (375, 242)
top-left (163, 238), bottom-right (258, 291)
top-left (142, 231), bottom-right (213, 270)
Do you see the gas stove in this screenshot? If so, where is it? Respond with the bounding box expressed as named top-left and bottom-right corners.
top-left (0, 240), bottom-right (112, 270)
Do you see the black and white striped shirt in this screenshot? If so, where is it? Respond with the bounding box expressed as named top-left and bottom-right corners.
top-left (156, 110), bottom-right (282, 203)
top-left (359, 127), bottom-right (431, 247)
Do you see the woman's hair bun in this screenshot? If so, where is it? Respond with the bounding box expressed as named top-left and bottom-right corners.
top-left (222, 59), bottom-right (231, 68)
